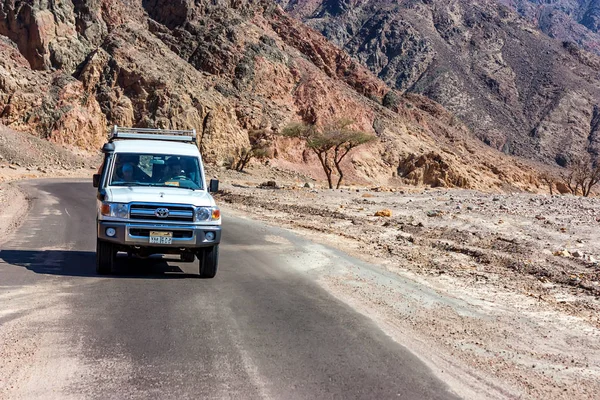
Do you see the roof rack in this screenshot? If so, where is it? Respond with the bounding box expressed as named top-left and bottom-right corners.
top-left (110, 126), bottom-right (197, 143)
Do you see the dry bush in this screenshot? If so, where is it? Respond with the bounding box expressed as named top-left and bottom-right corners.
top-left (561, 158), bottom-right (600, 197)
top-left (539, 172), bottom-right (555, 195)
top-left (227, 129), bottom-right (272, 172)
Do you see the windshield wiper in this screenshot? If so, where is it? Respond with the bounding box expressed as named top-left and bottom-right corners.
top-left (154, 184), bottom-right (198, 191)
top-left (111, 182), bottom-right (148, 187)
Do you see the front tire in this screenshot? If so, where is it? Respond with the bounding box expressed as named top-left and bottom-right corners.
top-left (96, 239), bottom-right (115, 275)
top-left (199, 245), bottom-right (219, 279)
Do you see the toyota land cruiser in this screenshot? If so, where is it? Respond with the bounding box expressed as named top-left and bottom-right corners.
top-left (93, 126), bottom-right (221, 278)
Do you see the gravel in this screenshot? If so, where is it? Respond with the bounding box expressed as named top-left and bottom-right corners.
top-left (212, 166), bottom-right (600, 399)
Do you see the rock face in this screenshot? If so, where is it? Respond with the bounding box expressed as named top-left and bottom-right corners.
top-left (0, 36), bottom-right (106, 148)
top-left (278, 0), bottom-right (600, 168)
top-left (498, 0), bottom-right (600, 54)
top-left (0, 0), bottom-right (559, 191)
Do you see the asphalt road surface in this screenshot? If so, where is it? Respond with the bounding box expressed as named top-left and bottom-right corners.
top-left (0, 180), bottom-right (460, 399)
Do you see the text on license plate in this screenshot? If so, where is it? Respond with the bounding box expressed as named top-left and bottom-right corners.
top-left (149, 231), bottom-right (173, 244)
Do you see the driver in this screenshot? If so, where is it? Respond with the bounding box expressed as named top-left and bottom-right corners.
top-left (164, 157), bottom-right (184, 180)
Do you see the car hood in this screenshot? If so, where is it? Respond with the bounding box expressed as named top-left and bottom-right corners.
top-left (106, 186), bottom-right (216, 207)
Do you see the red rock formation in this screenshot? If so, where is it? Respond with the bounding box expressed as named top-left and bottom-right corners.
top-left (0, 0), bottom-right (550, 191)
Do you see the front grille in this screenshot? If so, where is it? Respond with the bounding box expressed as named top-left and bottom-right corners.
top-left (129, 203), bottom-right (194, 222)
top-left (129, 228), bottom-right (193, 239)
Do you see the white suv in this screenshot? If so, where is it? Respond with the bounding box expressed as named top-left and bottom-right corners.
top-left (93, 126), bottom-right (221, 278)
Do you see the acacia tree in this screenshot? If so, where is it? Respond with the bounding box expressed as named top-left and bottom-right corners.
top-left (561, 158), bottom-right (600, 197)
top-left (282, 119), bottom-right (375, 189)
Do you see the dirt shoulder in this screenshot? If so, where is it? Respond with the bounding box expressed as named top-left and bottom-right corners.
top-left (0, 168), bottom-right (94, 242)
top-left (0, 171), bottom-right (94, 247)
top-left (213, 167), bottom-right (600, 400)
top-left (0, 183), bottom-right (29, 243)
top-left (0, 125), bottom-right (100, 239)
top-left (0, 124), bottom-right (101, 185)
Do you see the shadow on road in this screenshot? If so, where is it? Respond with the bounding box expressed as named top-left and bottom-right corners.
top-left (0, 249), bottom-right (199, 279)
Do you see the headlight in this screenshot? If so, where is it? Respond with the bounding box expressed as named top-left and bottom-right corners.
top-left (195, 207), bottom-right (220, 222)
top-left (100, 202), bottom-right (129, 218)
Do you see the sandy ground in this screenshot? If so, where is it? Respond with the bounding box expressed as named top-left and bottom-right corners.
top-left (0, 124), bottom-right (101, 185)
top-left (0, 167), bottom-right (97, 183)
top-left (0, 183), bottom-right (29, 242)
top-left (209, 165), bottom-right (600, 400)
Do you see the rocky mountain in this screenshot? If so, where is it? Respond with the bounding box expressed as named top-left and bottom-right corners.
top-left (277, 0), bottom-right (600, 168)
top-left (498, 0), bottom-right (600, 54)
top-left (0, 0), bottom-right (558, 191)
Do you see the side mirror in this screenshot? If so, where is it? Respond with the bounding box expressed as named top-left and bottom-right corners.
top-left (102, 143), bottom-right (115, 153)
top-left (93, 174), bottom-right (101, 188)
top-left (209, 179), bottom-right (219, 193)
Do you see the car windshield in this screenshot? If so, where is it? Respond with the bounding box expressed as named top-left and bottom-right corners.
top-left (109, 153), bottom-right (203, 190)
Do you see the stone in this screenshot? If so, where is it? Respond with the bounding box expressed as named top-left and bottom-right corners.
top-left (259, 181), bottom-right (278, 188)
top-left (555, 182), bottom-right (571, 194)
top-left (553, 250), bottom-right (571, 257)
top-left (374, 209), bottom-right (392, 217)
top-left (427, 210), bottom-right (443, 217)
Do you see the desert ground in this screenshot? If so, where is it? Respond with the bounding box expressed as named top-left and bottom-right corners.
top-left (1, 159), bottom-right (599, 399)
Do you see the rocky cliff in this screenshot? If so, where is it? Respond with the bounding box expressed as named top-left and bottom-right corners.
top-left (499, 0), bottom-right (600, 54)
top-left (278, 0), bottom-right (600, 168)
top-left (0, 0), bottom-right (554, 191)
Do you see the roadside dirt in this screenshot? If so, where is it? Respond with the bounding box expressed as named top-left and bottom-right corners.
top-left (0, 125), bottom-right (100, 239)
top-left (0, 183), bottom-right (29, 243)
top-left (0, 125), bottom-right (101, 184)
top-left (212, 166), bottom-right (600, 400)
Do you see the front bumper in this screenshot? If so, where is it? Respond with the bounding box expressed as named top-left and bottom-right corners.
top-left (97, 221), bottom-right (221, 248)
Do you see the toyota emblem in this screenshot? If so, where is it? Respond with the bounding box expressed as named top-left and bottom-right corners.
top-left (155, 208), bottom-right (170, 218)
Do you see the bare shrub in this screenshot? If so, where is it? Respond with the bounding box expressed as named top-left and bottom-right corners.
top-left (227, 129), bottom-right (272, 172)
top-left (561, 158), bottom-right (600, 197)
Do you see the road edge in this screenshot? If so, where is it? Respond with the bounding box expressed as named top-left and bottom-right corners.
top-left (0, 181), bottom-right (31, 244)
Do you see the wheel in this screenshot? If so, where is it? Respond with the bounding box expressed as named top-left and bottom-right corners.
top-left (96, 239), bottom-right (115, 275)
top-left (198, 245), bottom-right (219, 278)
top-left (180, 252), bottom-right (195, 262)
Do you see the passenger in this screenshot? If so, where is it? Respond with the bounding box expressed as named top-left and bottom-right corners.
top-left (122, 163), bottom-right (135, 182)
top-left (115, 154), bottom-right (147, 182)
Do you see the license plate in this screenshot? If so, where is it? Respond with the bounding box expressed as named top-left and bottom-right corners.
top-left (149, 231), bottom-right (173, 244)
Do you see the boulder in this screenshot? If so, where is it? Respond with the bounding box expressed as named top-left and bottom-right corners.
top-left (374, 209), bottom-right (392, 217)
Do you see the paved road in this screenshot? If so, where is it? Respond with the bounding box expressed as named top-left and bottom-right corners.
top-left (0, 180), bottom-right (459, 399)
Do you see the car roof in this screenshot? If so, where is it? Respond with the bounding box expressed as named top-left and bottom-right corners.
top-left (112, 140), bottom-right (201, 157)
